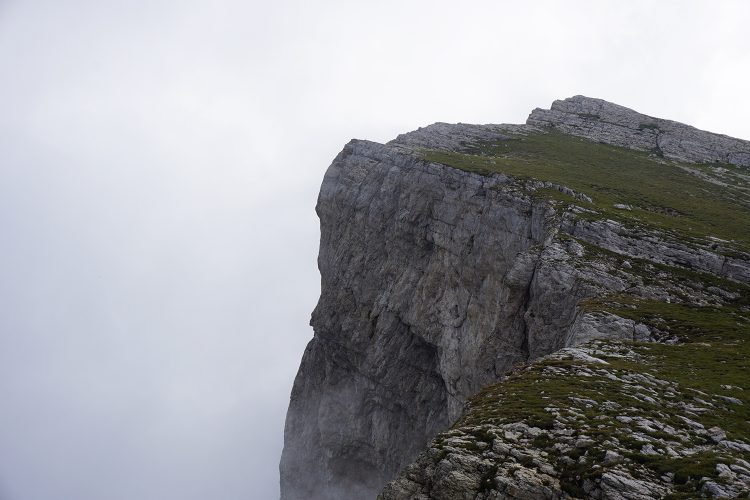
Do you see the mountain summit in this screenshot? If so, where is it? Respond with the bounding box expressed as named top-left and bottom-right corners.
top-left (281, 97), bottom-right (750, 499)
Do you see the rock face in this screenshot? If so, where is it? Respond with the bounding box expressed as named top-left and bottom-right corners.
top-left (280, 96), bottom-right (750, 499)
top-left (280, 140), bottom-right (575, 500)
top-left (527, 95), bottom-right (750, 166)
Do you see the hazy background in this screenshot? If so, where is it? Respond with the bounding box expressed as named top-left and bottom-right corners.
top-left (0, 1), bottom-right (748, 499)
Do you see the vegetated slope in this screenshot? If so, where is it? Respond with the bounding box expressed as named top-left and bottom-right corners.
top-left (281, 96), bottom-right (750, 500)
top-left (426, 130), bottom-right (750, 249)
top-left (380, 128), bottom-right (750, 499)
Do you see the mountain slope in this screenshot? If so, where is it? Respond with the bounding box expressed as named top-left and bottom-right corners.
top-left (280, 97), bottom-right (750, 499)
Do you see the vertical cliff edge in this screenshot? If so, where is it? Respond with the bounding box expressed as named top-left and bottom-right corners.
top-left (280, 96), bottom-right (750, 499)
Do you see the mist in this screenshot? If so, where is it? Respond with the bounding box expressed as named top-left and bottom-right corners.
top-left (0, 1), bottom-right (749, 499)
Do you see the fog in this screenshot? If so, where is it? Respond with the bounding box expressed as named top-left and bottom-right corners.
top-left (0, 1), bottom-right (748, 499)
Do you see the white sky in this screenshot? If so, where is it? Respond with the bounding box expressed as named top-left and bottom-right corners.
top-left (0, 1), bottom-right (748, 499)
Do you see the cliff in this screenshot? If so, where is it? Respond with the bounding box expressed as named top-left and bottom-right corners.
top-left (280, 96), bottom-right (750, 499)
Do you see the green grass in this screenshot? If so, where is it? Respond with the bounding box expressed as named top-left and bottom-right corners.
top-left (638, 122), bottom-right (660, 131)
top-left (423, 130), bottom-right (750, 250)
top-left (605, 304), bottom-right (750, 439)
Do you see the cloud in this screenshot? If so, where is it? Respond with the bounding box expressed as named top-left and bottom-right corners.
top-left (0, 1), bottom-right (748, 499)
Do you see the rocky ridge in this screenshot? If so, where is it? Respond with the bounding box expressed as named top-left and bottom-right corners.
top-left (527, 95), bottom-right (750, 167)
top-left (280, 96), bottom-right (750, 499)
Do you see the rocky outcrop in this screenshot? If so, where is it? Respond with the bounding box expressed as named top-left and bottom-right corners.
top-left (527, 95), bottom-right (750, 167)
top-left (379, 342), bottom-right (750, 499)
top-left (280, 97), bottom-right (750, 499)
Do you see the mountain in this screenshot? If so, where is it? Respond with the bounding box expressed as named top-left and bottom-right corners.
top-left (280, 96), bottom-right (750, 499)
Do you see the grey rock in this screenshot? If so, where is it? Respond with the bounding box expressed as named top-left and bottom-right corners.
top-left (731, 461), bottom-right (750, 475)
top-left (702, 481), bottom-right (729, 498)
top-left (721, 384), bottom-right (744, 391)
top-left (599, 471), bottom-right (669, 499)
top-left (527, 95), bottom-right (750, 167)
top-left (640, 444), bottom-right (659, 455)
top-left (568, 312), bottom-right (642, 345)
top-left (551, 348), bottom-right (609, 365)
top-left (494, 467), bottom-right (562, 499)
top-left (388, 122), bottom-right (517, 152)
top-left (603, 450), bottom-right (623, 465)
top-left (576, 437), bottom-right (596, 448)
top-left (717, 395), bottom-right (743, 405)
top-left (720, 440), bottom-right (750, 453)
top-left (379, 429), bottom-right (564, 500)
top-left (562, 216), bottom-right (750, 283)
top-left (717, 463), bottom-right (734, 480)
top-left (708, 426), bottom-right (727, 443)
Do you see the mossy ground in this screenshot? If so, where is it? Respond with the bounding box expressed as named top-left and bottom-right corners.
top-left (424, 130), bottom-right (750, 251)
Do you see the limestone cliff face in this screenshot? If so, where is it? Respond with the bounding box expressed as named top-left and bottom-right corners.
top-left (280, 139), bottom-right (570, 500)
top-left (280, 97), bottom-right (750, 500)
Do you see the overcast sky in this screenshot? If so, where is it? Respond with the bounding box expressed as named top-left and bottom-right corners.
top-left (0, 1), bottom-right (749, 499)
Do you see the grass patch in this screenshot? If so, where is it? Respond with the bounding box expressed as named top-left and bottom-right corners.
top-left (639, 122), bottom-right (660, 131)
top-left (423, 130), bottom-right (750, 250)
